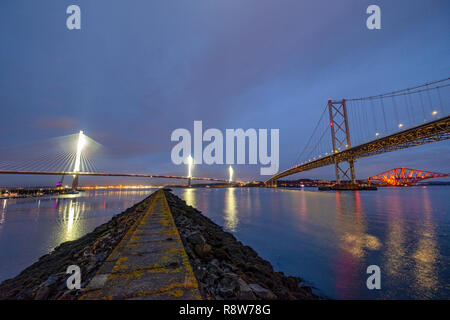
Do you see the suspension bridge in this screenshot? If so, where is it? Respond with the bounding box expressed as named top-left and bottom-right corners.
top-left (266, 78), bottom-right (450, 187)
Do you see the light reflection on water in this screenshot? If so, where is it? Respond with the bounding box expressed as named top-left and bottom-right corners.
top-left (0, 187), bottom-right (448, 299)
top-left (0, 190), bottom-right (153, 282)
top-left (174, 187), bottom-right (450, 299)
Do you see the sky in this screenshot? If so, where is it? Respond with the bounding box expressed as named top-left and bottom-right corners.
top-left (0, 0), bottom-right (449, 186)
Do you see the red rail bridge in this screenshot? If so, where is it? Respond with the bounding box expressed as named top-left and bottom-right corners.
top-left (367, 168), bottom-right (449, 186)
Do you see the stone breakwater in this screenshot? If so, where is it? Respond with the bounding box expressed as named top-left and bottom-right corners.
top-left (0, 194), bottom-right (152, 300)
top-left (165, 190), bottom-right (317, 300)
top-left (0, 189), bottom-right (318, 300)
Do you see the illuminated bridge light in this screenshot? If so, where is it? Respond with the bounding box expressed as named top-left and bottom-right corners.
top-left (228, 165), bottom-right (234, 182)
top-left (73, 130), bottom-right (86, 175)
top-left (432, 110), bottom-right (438, 116)
top-left (187, 155), bottom-right (194, 178)
top-left (375, 132), bottom-right (380, 137)
top-left (398, 123), bottom-right (404, 128)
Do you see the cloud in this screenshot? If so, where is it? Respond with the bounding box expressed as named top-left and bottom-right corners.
top-left (34, 116), bottom-right (78, 131)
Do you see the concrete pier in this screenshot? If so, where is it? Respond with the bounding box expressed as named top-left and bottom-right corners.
top-left (80, 189), bottom-right (201, 300)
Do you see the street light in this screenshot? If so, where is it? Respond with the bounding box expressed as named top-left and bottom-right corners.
top-left (432, 110), bottom-right (438, 116)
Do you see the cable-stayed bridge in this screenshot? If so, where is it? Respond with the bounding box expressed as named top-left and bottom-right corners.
top-left (266, 78), bottom-right (450, 185)
top-left (0, 169), bottom-right (231, 184)
top-left (0, 132), bottom-right (232, 188)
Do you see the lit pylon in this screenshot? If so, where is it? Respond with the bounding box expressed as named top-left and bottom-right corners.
top-left (187, 155), bottom-right (193, 178)
top-left (229, 166), bottom-right (234, 183)
top-left (73, 130), bottom-right (85, 173)
top-left (187, 155), bottom-right (193, 186)
top-left (72, 130), bottom-right (86, 189)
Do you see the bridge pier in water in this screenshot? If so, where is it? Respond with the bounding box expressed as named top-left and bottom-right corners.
top-left (72, 175), bottom-right (79, 190)
top-left (328, 99), bottom-right (356, 185)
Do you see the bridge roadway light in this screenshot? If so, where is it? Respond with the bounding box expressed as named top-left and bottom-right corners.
top-left (375, 132), bottom-right (380, 137)
top-left (432, 110), bottom-right (438, 116)
top-left (398, 123), bottom-right (404, 129)
top-left (229, 166), bottom-right (234, 182)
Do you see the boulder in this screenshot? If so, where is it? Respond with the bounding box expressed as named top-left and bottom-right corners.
top-left (186, 231), bottom-right (206, 246)
top-left (237, 278), bottom-right (256, 300)
top-left (249, 283), bottom-right (277, 300)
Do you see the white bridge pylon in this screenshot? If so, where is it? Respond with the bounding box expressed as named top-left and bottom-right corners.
top-left (72, 130), bottom-right (86, 189)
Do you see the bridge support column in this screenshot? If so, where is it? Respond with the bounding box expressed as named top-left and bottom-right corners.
top-left (328, 99), bottom-right (357, 184)
top-left (349, 158), bottom-right (356, 184)
top-left (72, 175), bottom-right (79, 190)
top-left (333, 160), bottom-right (340, 183)
top-left (188, 178), bottom-right (191, 187)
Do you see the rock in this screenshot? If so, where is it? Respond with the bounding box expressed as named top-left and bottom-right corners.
top-left (209, 259), bottom-right (220, 266)
top-left (45, 274), bottom-right (59, 287)
top-left (249, 283), bottom-right (277, 300)
top-left (186, 231), bottom-right (206, 246)
top-left (206, 263), bottom-right (223, 277)
top-left (194, 243), bottom-right (212, 257)
top-left (93, 252), bottom-right (108, 264)
top-left (58, 290), bottom-right (75, 300)
top-left (237, 278), bottom-right (256, 300)
top-left (34, 274), bottom-right (59, 300)
top-left (218, 273), bottom-right (239, 297)
top-left (34, 286), bottom-right (51, 300)
top-left (215, 248), bottom-right (231, 261)
top-left (283, 276), bottom-right (300, 291)
top-left (196, 268), bottom-right (208, 281)
top-left (218, 287), bottom-right (234, 298)
top-left (222, 262), bottom-right (238, 273)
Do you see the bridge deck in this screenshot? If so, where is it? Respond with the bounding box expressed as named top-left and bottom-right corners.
top-left (79, 189), bottom-right (201, 300)
top-left (0, 170), bottom-right (230, 183)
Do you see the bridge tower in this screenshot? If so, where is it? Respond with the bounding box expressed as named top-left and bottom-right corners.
top-left (72, 130), bottom-right (86, 190)
top-left (328, 99), bottom-right (356, 184)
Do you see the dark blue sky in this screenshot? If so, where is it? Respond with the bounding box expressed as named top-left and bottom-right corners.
top-left (1, 0), bottom-right (449, 185)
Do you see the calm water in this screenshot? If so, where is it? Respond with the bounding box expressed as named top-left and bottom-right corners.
top-left (0, 189), bottom-right (154, 282)
top-left (1, 187), bottom-right (449, 299)
top-left (172, 187), bottom-right (450, 299)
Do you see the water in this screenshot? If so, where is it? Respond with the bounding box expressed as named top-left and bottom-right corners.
top-left (0, 187), bottom-right (449, 299)
top-left (172, 187), bottom-right (450, 299)
top-left (0, 189), bottom-right (154, 282)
